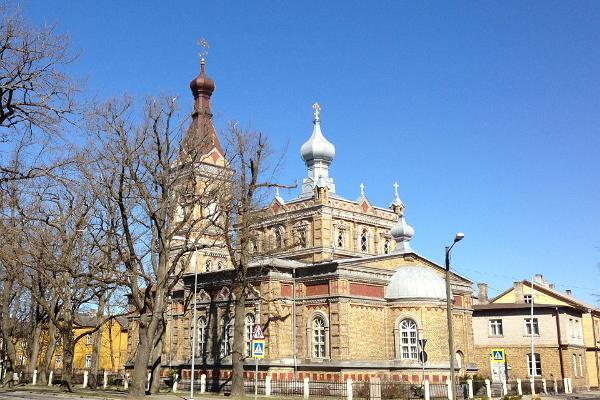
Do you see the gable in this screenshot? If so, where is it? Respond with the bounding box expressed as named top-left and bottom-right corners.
top-left (493, 286), bottom-right (570, 306)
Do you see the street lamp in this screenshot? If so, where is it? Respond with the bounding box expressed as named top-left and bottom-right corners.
top-left (445, 232), bottom-right (464, 400)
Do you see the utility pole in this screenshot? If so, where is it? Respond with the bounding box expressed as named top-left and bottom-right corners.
top-left (445, 233), bottom-right (464, 400)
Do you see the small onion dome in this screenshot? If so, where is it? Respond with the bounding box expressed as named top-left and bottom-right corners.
top-left (190, 60), bottom-right (215, 98)
top-left (385, 266), bottom-right (447, 301)
top-left (300, 103), bottom-right (335, 164)
top-left (391, 214), bottom-right (414, 253)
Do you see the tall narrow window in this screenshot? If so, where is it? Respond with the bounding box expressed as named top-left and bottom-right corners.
top-left (456, 351), bottom-right (464, 374)
top-left (275, 228), bottom-right (285, 249)
top-left (383, 239), bottom-right (390, 255)
top-left (85, 355), bottom-right (92, 369)
top-left (245, 314), bottom-right (256, 356)
top-left (204, 259), bottom-right (212, 273)
top-left (337, 230), bottom-right (345, 248)
top-left (399, 319), bottom-right (418, 360)
top-left (578, 354), bottom-right (583, 377)
top-left (86, 334), bottom-right (93, 345)
top-left (572, 354), bottom-right (578, 376)
top-left (489, 319), bottom-right (503, 336)
top-left (297, 229), bottom-right (307, 248)
top-left (312, 316), bottom-right (327, 358)
top-left (198, 317), bottom-right (207, 355)
top-left (528, 353), bottom-right (542, 376)
top-left (217, 261), bottom-right (224, 271)
top-left (525, 318), bottom-right (539, 335)
top-left (360, 229), bottom-right (368, 252)
top-left (220, 315), bottom-right (232, 357)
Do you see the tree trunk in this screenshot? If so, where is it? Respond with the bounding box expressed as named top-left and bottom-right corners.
top-left (129, 315), bottom-right (152, 398)
top-left (108, 320), bottom-right (116, 371)
top-left (0, 279), bottom-right (16, 387)
top-left (149, 319), bottom-right (165, 394)
top-left (230, 282), bottom-right (246, 397)
top-left (89, 296), bottom-right (106, 389)
top-left (37, 321), bottom-right (57, 385)
top-left (60, 319), bottom-right (75, 392)
top-left (26, 323), bottom-right (42, 375)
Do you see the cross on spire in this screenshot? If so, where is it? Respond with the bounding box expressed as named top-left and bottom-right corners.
top-left (360, 183), bottom-right (365, 197)
top-left (393, 181), bottom-right (399, 197)
top-left (197, 37), bottom-right (209, 64)
top-left (312, 102), bottom-right (321, 122)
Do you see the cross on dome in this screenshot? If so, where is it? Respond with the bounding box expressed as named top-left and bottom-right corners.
top-left (393, 182), bottom-right (399, 197)
top-left (360, 183), bottom-right (365, 197)
top-left (313, 102), bottom-right (321, 122)
top-left (197, 37), bottom-right (209, 64)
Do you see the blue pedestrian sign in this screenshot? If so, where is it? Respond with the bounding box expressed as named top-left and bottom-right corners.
top-left (491, 348), bottom-right (505, 363)
top-left (252, 339), bottom-right (265, 359)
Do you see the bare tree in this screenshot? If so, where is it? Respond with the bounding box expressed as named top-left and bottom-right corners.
top-left (88, 95), bottom-right (226, 398)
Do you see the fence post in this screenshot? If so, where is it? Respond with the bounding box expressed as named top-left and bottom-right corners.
top-left (501, 377), bottom-right (507, 396)
top-left (568, 377), bottom-right (573, 394)
top-left (48, 371), bottom-right (53, 386)
top-left (265, 375), bottom-right (271, 397)
top-left (516, 378), bottom-right (522, 395)
top-left (553, 377), bottom-right (558, 394)
top-left (32, 370), bottom-right (37, 385)
top-left (447, 378), bottom-right (453, 400)
top-left (542, 378), bottom-right (547, 394)
top-left (200, 373), bottom-right (206, 393)
top-left (530, 377), bottom-right (535, 395)
top-left (303, 377), bottom-right (309, 398)
top-left (347, 378), bottom-right (353, 400)
top-left (146, 372), bottom-right (151, 391)
top-left (173, 375), bottom-right (177, 393)
top-left (467, 379), bottom-right (473, 399)
top-left (82, 371), bottom-right (88, 388)
top-left (485, 379), bottom-right (491, 399)
top-left (103, 370), bottom-right (108, 389)
top-left (124, 373), bottom-right (129, 390)
top-left (370, 376), bottom-right (382, 400)
top-left (425, 379), bottom-right (431, 400)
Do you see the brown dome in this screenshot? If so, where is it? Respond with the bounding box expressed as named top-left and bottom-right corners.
top-left (190, 61), bottom-right (215, 98)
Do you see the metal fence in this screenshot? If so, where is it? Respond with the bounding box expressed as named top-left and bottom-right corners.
top-left (269, 379), bottom-right (304, 397)
top-left (310, 380), bottom-right (347, 398)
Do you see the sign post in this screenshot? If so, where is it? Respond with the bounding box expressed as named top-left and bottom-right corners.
top-left (490, 349), bottom-right (505, 363)
top-left (251, 325), bottom-right (266, 400)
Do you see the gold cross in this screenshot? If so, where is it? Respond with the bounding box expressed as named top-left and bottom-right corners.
top-left (197, 37), bottom-right (209, 62)
top-left (312, 102), bottom-right (321, 121)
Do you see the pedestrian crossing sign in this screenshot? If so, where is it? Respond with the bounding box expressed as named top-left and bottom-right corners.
top-left (252, 339), bottom-right (265, 359)
top-left (491, 348), bottom-right (505, 363)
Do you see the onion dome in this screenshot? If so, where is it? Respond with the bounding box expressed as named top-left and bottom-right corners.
top-left (300, 103), bottom-right (335, 165)
top-left (385, 266), bottom-right (447, 301)
top-left (391, 215), bottom-right (414, 254)
top-left (190, 59), bottom-right (215, 99)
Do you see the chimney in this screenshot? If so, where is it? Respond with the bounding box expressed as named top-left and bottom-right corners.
top-left (514, 282), bottom-right (525, 304)
top-left (549, 284), bottom-right (555, 289)
top-left (478, 283), bottom-right (489, 304)
top-left (534, 274), bottom-right (544, 285)
top-left (566, 289), bottom-right (572, 296)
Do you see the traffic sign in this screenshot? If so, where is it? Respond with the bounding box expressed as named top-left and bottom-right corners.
top-left (418, 339), bottom-right (427, 350)
top-left (419, 350), bottom-right (428, 363)
top-left (252, 324), bottom-right (265, 339)
top-left (251, 339), bottom-right (265, 358)
top-left (491, 348), bottom-right (505, 363)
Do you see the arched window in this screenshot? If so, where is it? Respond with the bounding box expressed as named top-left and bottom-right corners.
top-left (383, 239), bottom-right (390, 255)
top-left (217, 261), bottom-right (224, 271)
top-left (244, 314), bottom-right (256, 356)
top-left (312, 316), bottom-right (327, 358)
top-left (360, 229), bottom-right (368, 252)
top-left (198, 317), bottom-right (208, 355)
top-left (399, 319), bottom-right (418, 360)
top-left (204, 259), bottom-right (212, 273)
top-left (456, 351), bottom-right (463, 374)
top-left (220, 315), bottom-right (232, 357)
top-left (275, 227), bottom-right (284, 249)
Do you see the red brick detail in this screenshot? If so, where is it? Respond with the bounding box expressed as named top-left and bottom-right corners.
top-left (281, 284), bottom-right (292, 297)
top-left (351, 374), bottom-right (356, 381)
top-left (392, 375), bottom-right (399, 381)
top-left (288, 372), bottom-right (293, 380)
top-left (305, 282), bottom-right (329, 296)
top-left (412, 375), bottom-right (419, 382)
top-left (442, 376), bottom-right (447, 382)
top-left (425, 375), bottom-right (429, 381)
top-left (299, 373), bottom-right (304, 379)
top-left (279, 373), bottom-right (285, 380)
top-left (361, 201), bottom-right (369, 213)
top-left (343, 374), bottom-right (348, 380)
top-left (402, 375), bottom-right (409, 382)
top-left (211, 151), bottom-right (220, 163)
top-left (349, 282), bottom-right (384, 298)
top-left (272, 202), bottom-right (280, 213)
top-left (454, 295), bottom-right (463, 306)
top-left (433, 375), bottom-right (440, 383)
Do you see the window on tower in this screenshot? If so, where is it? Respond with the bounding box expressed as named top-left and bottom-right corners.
top-left (360, 229), bottom-right (368, 252)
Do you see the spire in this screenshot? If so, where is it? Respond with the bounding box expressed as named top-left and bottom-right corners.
top-left (274, 187), bottom-right (285, 204)
top-left (359, 183), bottom-right (365, 198)
top-left (390, 184), bottom-right (414, 254)
top-left (300, 102), bottom-right (336, 196)
top-left (181, 39), bottom-right (224, 160)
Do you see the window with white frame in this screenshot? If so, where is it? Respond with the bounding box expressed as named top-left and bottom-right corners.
top-left (204, 259), bottom-right (212, 273)
top-left (525, 318), bottom-right (539, 335)
top-left (85, 354), bottom-right (92, 369)
top-left (578, 354), bottom-right (584, 377)
top-left (524, 294), bottom-right (532, 303)
top-left (245, 314), bottom-right (256, 356)
top-left (569, 318), bottom-right (575, 337)
top-left (220, 315), bottom-right (232, 357)
top-left (572, 354), bottom-right (578, 376)
top-left (312, 316), bottom-right (327, 358)
top-left (55, 355), bottom-right (61, 369)
top-left (360, 229), bottom-right (368, 252)
top-left (489, 319), bottom-right (503, 336)
top-left (383, 239), bottom-right (390, 255)
top-left (337, 229), bottom-right (345, 248)
top-left (527, 353), bottom-right (542, 376)
top-left (198, 317), bottom-right (208, 355)
top-left (86, 334), bottom-right (93, 345)
top-left (575, 319), bottom-right (581, 338)
top-left (399, 319), bottom-right (418, 360)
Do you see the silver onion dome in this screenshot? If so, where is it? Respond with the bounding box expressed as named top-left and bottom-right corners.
top-left (300, 103), bottom-right (335, 165)
top-left (391, 214), bottom-right (415, 253)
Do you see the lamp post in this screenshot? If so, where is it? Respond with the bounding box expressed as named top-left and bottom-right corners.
top-left (190, 248), bottom-right (199, 399)
top-left (445, 232), bottom-right (464, 400)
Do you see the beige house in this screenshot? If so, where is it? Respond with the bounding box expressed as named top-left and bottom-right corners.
top-left (473, 276), bottom-right (600, 390)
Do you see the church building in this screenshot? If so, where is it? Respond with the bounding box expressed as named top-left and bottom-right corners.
top-left (154, 60), bottom-right (478, 385)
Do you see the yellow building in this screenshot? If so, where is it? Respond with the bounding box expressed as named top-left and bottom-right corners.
top-left (474, 275), bottom-right (600, 390)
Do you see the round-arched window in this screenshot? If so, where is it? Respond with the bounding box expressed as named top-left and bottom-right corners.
top-left (399, 319), bottom-right (418, 359)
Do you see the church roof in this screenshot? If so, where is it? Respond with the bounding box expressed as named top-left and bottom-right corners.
top-left (385, 265), bottom-right (447, 301)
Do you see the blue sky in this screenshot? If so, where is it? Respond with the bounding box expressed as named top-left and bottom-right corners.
top-left (23, 1), bottom-right (600, 303)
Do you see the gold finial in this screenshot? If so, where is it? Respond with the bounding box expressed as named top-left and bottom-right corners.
top-left (197, 37), bottom-right (209, 65)
top-left (312, 102), bottom-right (321, 122)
